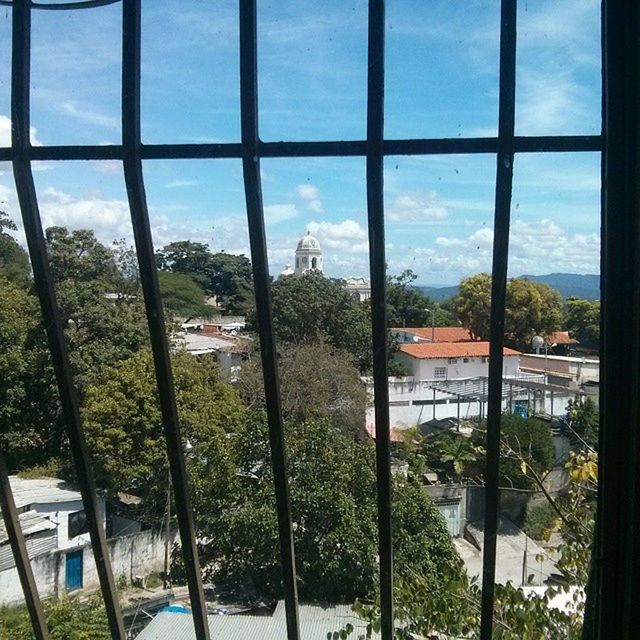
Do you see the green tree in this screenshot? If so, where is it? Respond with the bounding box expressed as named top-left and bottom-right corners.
top-left (565, 296), bottom-right (600, 345)
top-left (456, 274), bottom-right (564, 347)
top-left (196, 416), bottom-right (462, 603)
top-left (265, 271), bottom-right (373, 372)
top-left (82, 348), bottom-right (244, 512)
top-left (158, 271), bottom-right (211, 320)
top-left (564, 397), bottom-right (598, 451)
top-left (156, 241), bottom-right (254, 314)
top-left (386, 269), bottom-right (436, 328)
top-left (235, 341), bottom-right (369, 436)
top-left (419, 432), bottom-right (481, 481)
top-left (455, 273), bottom-right (492, 340)
top-left (0, 211), bottom-right (30, 286)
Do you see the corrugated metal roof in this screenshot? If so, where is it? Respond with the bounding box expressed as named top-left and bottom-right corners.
top-left (136, 602), bottom-right (379, 640)
top-left (0, 511), bottom-right (57, 571)
top-left (0, 510), bottom-right (56, 544)
top-left (9, 476), bottom-right (82, 508)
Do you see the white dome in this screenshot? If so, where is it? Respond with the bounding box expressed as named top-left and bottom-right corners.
top-left (280, 263), bottom-right (295, 277)
top-left (296, 232), bottom-right (321, 252)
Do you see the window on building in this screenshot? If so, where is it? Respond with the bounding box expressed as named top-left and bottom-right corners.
top-left (434, 367), bottom-right (447, 379)
top-left (68, 510), bottom-right (89, 540)
top-left (448, 358), bottom-right (458, 364)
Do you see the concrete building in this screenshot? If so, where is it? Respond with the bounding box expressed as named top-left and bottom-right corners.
top-left (343, 276), bottom-right (371, 301)
top-left (294, 232), bottom-right (323, 275)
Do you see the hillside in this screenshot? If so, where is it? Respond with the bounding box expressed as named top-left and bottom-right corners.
top-left (419, 273), bottom-right (600, 301)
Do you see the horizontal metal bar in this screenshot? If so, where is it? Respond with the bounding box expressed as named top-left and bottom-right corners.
top-left (121, 1), bottom-right (210, 638)
top-left (0, 0), bottom-right (120, 8)
top-left (0, 135), bottom-right (602, 163)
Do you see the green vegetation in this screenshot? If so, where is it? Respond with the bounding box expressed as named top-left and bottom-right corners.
top-left (157, 270), bottom-right (211, 320)
top-left (522, 501), bottom-right (561, 541)
top-left (565, 296), bottom-right (600, 344)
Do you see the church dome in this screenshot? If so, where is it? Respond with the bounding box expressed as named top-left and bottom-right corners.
top-left (296, 232), bottom-right (321, 252)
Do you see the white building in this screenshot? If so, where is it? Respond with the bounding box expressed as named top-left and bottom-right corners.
top-left (294, 232), bottom-right (323, 275)
top-left (344, 276), bottom-right (371, 301)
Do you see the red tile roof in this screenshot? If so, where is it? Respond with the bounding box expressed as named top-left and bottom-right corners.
top-left (399, 341), bottom-right (521, 359)
top-left (366, 423), bottom-right (405, 442)
top-left (393, 326), bottom-right (476, 342)
top-left (550, 331), bottom-right (578, 345)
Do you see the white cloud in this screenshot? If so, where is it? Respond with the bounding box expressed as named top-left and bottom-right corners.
top-left (388, 192), bottom-right (448, 222)
top-left (307, 219), bottom-right (369, 253)
top-left (296, 183), bottom-right (324, 213)
top-left (0, 115), bottom-right (44, 147)
top-left (59, 102), bottom-right (119, 130)
top-left (264, 203), bottom-right (298, 224)
top-left (165, 179), bottom-right (199, 189)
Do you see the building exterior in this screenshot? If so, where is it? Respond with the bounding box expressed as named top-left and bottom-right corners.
top-left (294, 231), bottom-right (323, 275)
top-left (393, 326), bottom-right (475, 343)
top-left (343, 276), bottom-right (371, 301)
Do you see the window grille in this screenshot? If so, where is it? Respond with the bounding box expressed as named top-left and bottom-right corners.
top-left (0, 1), bottom-right (637, 639)
top-left (434, 367), bottom-right (447, 380)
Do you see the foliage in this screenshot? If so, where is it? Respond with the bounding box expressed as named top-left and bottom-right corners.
top-left (564, 397), bottom-right (599, 452)
top-left (265, 271), bottom-right (374, 372)
top-left (157, 270), bottom-right (212, 320)
top-left (0, 275), bottom-right (61, 469)
top-left (156, 241), bottom-right (254, 314)
top-left (418, 432), bottom-right (481, 481)
top-left (522, 501), bottom-right (560, 541)
top-left (235, 341), bottom-right (369, 436)
top-left (0, 211), bottom-right (30, 286)
top-left (565, 296), bottom-right (600, 345)
top-left (0, 597), bottom-right (109, 640)
top-left (195, 416), bottom-right (461, 603)
top-left (82, 348), bottom-right (244, 513)
top-left (455, 274), bottom-right (564, 348)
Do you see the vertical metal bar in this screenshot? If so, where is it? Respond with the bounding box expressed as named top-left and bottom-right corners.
top-left (366, 1), bottom-right (393, 638)
top-left (0, 455), bottom-right (49, 640)
top-left (10, 2), bottom-right (126, 638)
top-left (592, 1), bottom-right (640, 638)
top-left (237, 2), bottom-right (301, 637)
top-left (121, 2), bottom-right (210, 639)
top-left (238, 3), bottom-right (300, 639)
top-left (479, 1), bottom-right (517, 638)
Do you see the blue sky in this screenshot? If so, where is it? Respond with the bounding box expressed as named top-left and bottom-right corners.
top-left (0, 0), bottom-right (601, 286)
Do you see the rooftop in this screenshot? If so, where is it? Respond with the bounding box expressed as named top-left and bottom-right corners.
top-left (399, 341), bottom-right (521, 360)
top-left (9, 476), bottom-right (82, 509)
top-left (393, 326), bottom-right (475, 343)
top-left (0, 510), bottom-right (56, 545)
top-left (136, 601), bottom-right (375, 640)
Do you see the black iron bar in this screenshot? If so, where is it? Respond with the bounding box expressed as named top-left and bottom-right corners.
top-left (10, 2), bottom-right (125, 637)
top-left (366, 1), bottom-right (393, 639)
top-left (238, 2), bottom-right (300, 639)
top-left (0, 135), bottom-right (602, 163)
top-left (120, 2), bottom-right (210, 639)
top-left (0, 454), bottom-right (49, 640)
top-left (0, 0), bottom-right (120, 8)
top-left (479, 1), bottom-right (517, 639)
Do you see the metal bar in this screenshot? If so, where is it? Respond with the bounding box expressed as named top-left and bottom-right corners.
top-left (10, 2), bottom-right (125, 637)
top-left (238, 2), bottom-right (300, 639)
top-left (593, 1), bottom-right (640, 637)
top-left (479, 1), bottom-right (517, 638)
top-left (0, 0), bottom-right (120, 6)
top-left (366, 1), bottom-right (393, 638)
top-left (120, 2), bottom-right (210, 639)
top-left (0, 454), bottom-right (49, 640)
top-left (0, 134), bottom-right (603, 163)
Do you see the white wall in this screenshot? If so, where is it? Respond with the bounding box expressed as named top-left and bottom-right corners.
top-left (396, 354), bottom-right (520, 380)
top-left (0, 527), bottom-right (177, 606)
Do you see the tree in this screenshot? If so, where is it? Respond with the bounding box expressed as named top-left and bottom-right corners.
top-left (265, 271), bottom-right (374, 372)
top-left (0, 275), bottom-right (60, 469)
top-left (455, 273), bottom-right (492, 340)
top-left (505, 278), bottom-right (564, 349)
top-left (157, 271), bottom-right (211, 320)
top-left (419, 432), bottom-right (481, 481)
top-left (0, 211), bottom-right (30, 286)
top-left (195, 416), bottom-right (462, 603)
top-left (235, 341), bottom-right (369, 436)
top-left (456, 274), bottom-right (564, 347)
top-left (387, 269), bottom-right (434, 328)
top-left (156, 241), bottom-right (254, 314)
top-left (564, 397), bottom-right (598, 451)
top-left (565, 296), bottom-right (600, 345)
top-left (82, 348), bottom-right (244, 512)
top-left (45, 226), bottom-right (119, 286)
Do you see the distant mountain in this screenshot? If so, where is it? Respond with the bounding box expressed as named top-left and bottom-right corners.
top-left (418, 273), bottom-right (600, 301)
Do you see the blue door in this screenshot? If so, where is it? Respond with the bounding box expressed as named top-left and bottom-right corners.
top-left (65, 550), bottom-right (83, 591)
